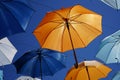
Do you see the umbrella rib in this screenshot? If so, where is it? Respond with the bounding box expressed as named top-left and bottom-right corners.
top-left (95, 67), bottom-right (107, 77)
top-left (61, 26), bottom-right (67, 52)
top-left (69, 14), bottom-right (82, 21)
top-left (69, 23), bottom-right (87, 46)
top-left (103, 0), bottom-right (116, 9)
top-left (72, 20), bottom-right (102, 33)
top-left (66, 5), bottom-right (74, 19)
top-left (0, 50), bottom-right (10, 64)
top-left (35, 20), bottom-right (63, 29)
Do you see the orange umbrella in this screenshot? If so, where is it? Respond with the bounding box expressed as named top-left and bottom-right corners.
top-left (33, 5), bottom-right (102, 67)
top-left (65, 60), bottom-right (112, 80)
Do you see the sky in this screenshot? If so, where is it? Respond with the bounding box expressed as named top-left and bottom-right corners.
top-left (0, 0), bottom-right (120, 80)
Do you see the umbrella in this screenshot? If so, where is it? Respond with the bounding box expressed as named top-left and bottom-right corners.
top-left (0, 0), bottom-right (34, 39)
top-left (0, 70), bottom-right (3, 80)
top-left (0, 37), bottom-right (17, 66)
top-left (16, 76), bottom-right (34, 80)
top-left (65, 60), bottom-right (112, 80)
top-left (13, 49), bottom-right (66, 79)
top-left (33, 4), bottom-right (102, 67)
top-left (112, 71), bottom-right (120, 80)
top-left (96, 30), bottom-right (120, 64)
top-left (101, 0), bottom-right (120, 10)
top-left (17, 76), bottom-right (41, 80)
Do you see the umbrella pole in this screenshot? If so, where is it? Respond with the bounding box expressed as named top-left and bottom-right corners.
top-left (85, 66), bottom-right (91, 80)
top-left (65, 19), bottom-right (78, 68)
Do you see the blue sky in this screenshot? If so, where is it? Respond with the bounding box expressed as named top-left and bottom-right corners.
top-left (1, 0), bottom-right (120, 80)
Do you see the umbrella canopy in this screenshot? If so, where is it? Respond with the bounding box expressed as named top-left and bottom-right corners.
top-left (96, 30), bottom-right (120, 64)
top-left (65, 60), bottom-right (112, 80)
top-left (112, 71), bottom-right (120, 80)
top-left (13, 49), bottom-right (66, 79)
top-left (101, 0), bottom-right (120, 10)
top-left (0, 0), bottom-right (34, 39)
top-left (0, 37), bottom-right (17, 66)
top-left (33, 4), bottom-right (102, 68)
top-left (0, 70), bottom-right (3, 80)
top-left (16, 76), bottom-right (34, 80)
top-left (33, 4), bottom-right (102, 52)
top-left (17, 76), bottom-right (41, 80)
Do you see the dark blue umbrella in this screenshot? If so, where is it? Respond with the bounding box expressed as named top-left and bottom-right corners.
top-left (13, 49), bottom-right (66, 80)
top-left (0, 0), bottom-right (34, 39)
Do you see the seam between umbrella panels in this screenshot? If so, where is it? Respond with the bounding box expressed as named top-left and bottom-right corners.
top-left (36, 22), bottom-right (64, 47)
top-left (34, 20), bottom-right (63, 30)
top-left (69, 23), bottom-right (86, 47)
top-left (69, 14), bottom-right (82, 21)
top-left (42, 56), bottom-right (54, 76)
top-left (61, 25), bottom-right (67, 52)
top-left (1, 2), bottom-right (25, 31)
top-left (95, 66), bottom-right (108, 78)
top-left (71, 20), bottom-right (102, 33)
top-left (104, 41), bottom-right (117, 63)
top-left (66, 5), bottom-right (75, 19)
top-left (0, 48), bottom-right (11, 63)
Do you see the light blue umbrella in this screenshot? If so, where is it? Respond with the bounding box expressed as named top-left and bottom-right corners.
top-left (0, 70), bottom-right (3, 80)
top-left (96, 30), bottom-right (120, 64)
top-left (101, 0), bottom-right (120, 10)
top-left (112, 71), bottom-right (120, 80)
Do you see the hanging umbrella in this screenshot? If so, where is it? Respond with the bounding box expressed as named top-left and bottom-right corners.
top-left (101, 0), bottom-right (120, 10)
top-left (96, 30), bottom-right (120, 64)
top-left (112, 71), bottom-right (120, 80)
top-left (33, 4), bottom-right (102, 68)
top-left (16, 76), bottom-right (41, 80)
top-left (0, 70), bottom-right (3, 80)
top-left (0, 37), bottom-right (17, 66)
top-left (65, 60), bottom-right (111, 80)
top-left (0, 0), bottom-right (34, 39)
top-left (13, 49), bottom-right (66, 80)
top-left (16, 76), bottom-right (34, 80)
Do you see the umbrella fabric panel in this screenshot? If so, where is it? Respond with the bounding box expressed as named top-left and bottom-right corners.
top-left (0, 37), bottom-right (17, 66)
top-left (112, 71), bottom-right (120, 80)
top-left (0, 1), bottom-right (33, 39)
top-left (101, 0), bottom-right (120, 9)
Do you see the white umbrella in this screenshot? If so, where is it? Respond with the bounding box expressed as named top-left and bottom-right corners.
top-left (17, 76), bottom-right (41, 80)
top-left (101, 0), bottom-right (120, 10)
top-left (0, 37), bottom-right (17, 66)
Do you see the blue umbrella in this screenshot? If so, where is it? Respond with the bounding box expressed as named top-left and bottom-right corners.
top-left (96, 30), bottom-right (120, 64)
top-left (112, 71), bottom-right (120, 80)
top-left (0, 0), bottom-right (34, 39)
top-left (13, 49), bottom-right (66, 80)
